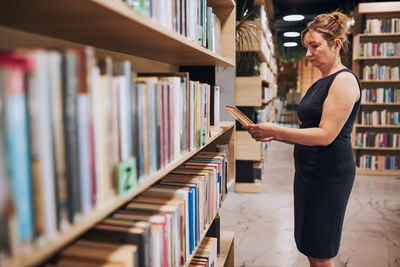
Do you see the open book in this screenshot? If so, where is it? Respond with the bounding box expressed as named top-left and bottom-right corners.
top-left (225, 105), bottom-right (254, 126)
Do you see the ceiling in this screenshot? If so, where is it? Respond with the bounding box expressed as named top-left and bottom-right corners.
top-left (273, 0), bottom-right (358, 35)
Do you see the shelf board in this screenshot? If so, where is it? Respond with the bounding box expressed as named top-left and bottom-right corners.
top-left (357, 33), bottom-right (400, 38)
top-left (361, 103), bottom-right (400, 106)
top-left (0, 0), bottom-right (234, 66)
top-left (353, 147), bottom-right (400, 151)
top-left (355, 124), bottom-right (400, 129)
top-left (356, 168), bottom-right (400, 176)
top-left (217, 231), bottom-right (235, 267)
top-left (5, 121), bottom-right (235, 267)
top-left (234, 180), bottom-right (262, 193)
top-left (354, 56), bottom-right (400, 61)
top-left (361, 80), bottom-right (400, 83)
top-left (357, 2), bottom-right (400, 14)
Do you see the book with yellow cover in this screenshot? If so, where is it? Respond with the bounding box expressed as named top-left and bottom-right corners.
top-left (224, 105), bottom-right (253, 126)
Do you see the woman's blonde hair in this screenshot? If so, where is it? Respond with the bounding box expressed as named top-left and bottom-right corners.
top-left (301, 11), bottom-right (350, 60)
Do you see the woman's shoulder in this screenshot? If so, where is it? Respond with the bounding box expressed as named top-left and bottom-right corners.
top-left (334, 70), bottom-right (360, 89)
top-left (335, 69), bottom-right (359, 82)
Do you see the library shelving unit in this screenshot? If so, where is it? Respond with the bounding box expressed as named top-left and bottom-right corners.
top-left (351, 1), bottom-right (400, 176)
top-left (0, 0), bottom-right (237, 266)
top-left (234, 1), bottom-right (277, 193)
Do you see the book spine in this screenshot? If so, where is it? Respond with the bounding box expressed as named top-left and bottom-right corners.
top-left (5, 65), bottom-right (34, 242)
top-left (62, 51), bottom-right (81, 223)
top-left (77, 93), bottom-right (91, 214)
top-left (49, 52), bottom-right (69, 230)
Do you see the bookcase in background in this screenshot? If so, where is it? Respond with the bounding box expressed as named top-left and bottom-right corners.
top-left (0, 0), bottom-right (237, 266)
top-left (351, 1), bottom-right (400, 176)
top-left (234, 1), bottom-right (277, 193)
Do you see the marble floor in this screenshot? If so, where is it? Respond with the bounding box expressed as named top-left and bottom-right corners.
top-left (220, 139), bottom-right (400, 267)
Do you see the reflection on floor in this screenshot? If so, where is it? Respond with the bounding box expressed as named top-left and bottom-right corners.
top-left (220, 140), bottom-right (400, 267)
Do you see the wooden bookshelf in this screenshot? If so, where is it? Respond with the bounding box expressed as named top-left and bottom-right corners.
top-left (4, 122), bottom-right (235, 267)
top-left (235, 131), bottom-right (264, 161)
top-left (355, 124), bottom-right (400, 129)
top-left (235, 77), bottom-right (263, 106)
top-left (351, 1), bottom-right (400, 175)
top-left (360, 103), bottom-right (400, 107)
top-left (356, 169), bottom-right (400, 176)
top-left (1, 0), bottom-right (237, 266)
top-left (0, 0), bottom-right (235, 66)
top-left (353, 147), bottom-right (400, 151)
top-left (217, 231), bottom-right (235, 267)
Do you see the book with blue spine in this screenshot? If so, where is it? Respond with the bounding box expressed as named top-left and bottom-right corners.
top-left (1, 54), bottom-right (34, 243)
top-left (77, 93), bottom-right (91, 214)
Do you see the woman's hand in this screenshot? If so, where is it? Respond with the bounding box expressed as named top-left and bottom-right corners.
top-left (242, 122), bottom-right (276, 142)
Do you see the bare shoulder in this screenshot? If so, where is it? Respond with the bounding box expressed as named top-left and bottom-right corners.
top-left (330, 71), bottom-right (360, 101)
top-left (335, 70), bottom-right (359, 84)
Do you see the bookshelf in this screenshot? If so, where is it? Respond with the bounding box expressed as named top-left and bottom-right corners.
top-left (234, 1), bottom-right (277, 192)
top-left (351, 1), bottom-right (400, 176)
top-left (0, 0), bottom-right (237, 266)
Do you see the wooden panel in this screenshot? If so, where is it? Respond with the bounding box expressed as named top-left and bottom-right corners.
top-left (234, 180), bottom-right (262, 193)
top-left (356, 169), bottom-right (400, 176)
top-left (358, 2), bottom-right (400, 13)
top-left (235, 77), bottom-right (262, 106)
top-left (235, 131), bottom-right (262, 161)
top-left (0, 0), bottom-right (234, 66)
top-left (217, 231), bottom-right (235, 267)
top-left (214, 5), bottom-right (236, 64)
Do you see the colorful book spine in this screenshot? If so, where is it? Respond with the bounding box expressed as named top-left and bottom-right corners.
top-left (3, 57), bottom-right (34, 243)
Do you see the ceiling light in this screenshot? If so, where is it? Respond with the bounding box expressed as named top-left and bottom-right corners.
top-left (283, 42), bottom-right (298, 47)
top-left (283, 31), bottom-right (300, 37)
top-left (283, 15), bottom-right (304, 21)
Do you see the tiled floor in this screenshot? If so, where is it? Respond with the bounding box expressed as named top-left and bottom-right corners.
top-left (220, 139), bottom-right (400, 267)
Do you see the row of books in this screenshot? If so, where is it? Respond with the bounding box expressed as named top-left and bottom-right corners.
top-left (189, 237), bottom-right (218, 267)
top-left (262, 87), bottom-right (276, 104)
top-left (0, 48), bottom-right (221, 261)
top-left (355, 132), bottom-right (400, 148)
top-left (360, 110), bottom-right (400, 126)
top-left (358, 42), bottom-right (400, 57)
top-left (51, 150), bottom-right (228, 267)
top-left (362, 64), bottom-right (400, 81)
top-left (260, 62), bottom-right (276, 85)
top-left (358, 155), bottom-right (400, 171)
top-left (121, 0), bottom-right (222, 54)
top-left (360, 87), bottom-right (400, 103)
top-left (364, 18), bottom-right (400, 34)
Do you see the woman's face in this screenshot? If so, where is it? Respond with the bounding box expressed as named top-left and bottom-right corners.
top-left (303, 30), bottom-right (337, 70)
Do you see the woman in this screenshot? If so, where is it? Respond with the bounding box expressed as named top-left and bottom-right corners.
top-left (244, 11), bottom-right (361, 267)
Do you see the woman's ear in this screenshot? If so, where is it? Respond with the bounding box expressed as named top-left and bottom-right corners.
top-left (335, 38), bottom-right (342, 52)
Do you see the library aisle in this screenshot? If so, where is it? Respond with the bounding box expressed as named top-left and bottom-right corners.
top-left (220, 130), bottom-right (400, 267)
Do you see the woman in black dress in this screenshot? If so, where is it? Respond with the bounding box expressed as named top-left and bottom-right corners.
top-left (244, 11), bottom-right (361, 267)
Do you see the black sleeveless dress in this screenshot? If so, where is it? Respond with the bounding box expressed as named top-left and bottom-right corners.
top-left (293, 68), bottom-right (361, 259)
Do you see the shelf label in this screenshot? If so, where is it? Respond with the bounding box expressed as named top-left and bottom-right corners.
top-left (118, 157), bottom-right (137, 198)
